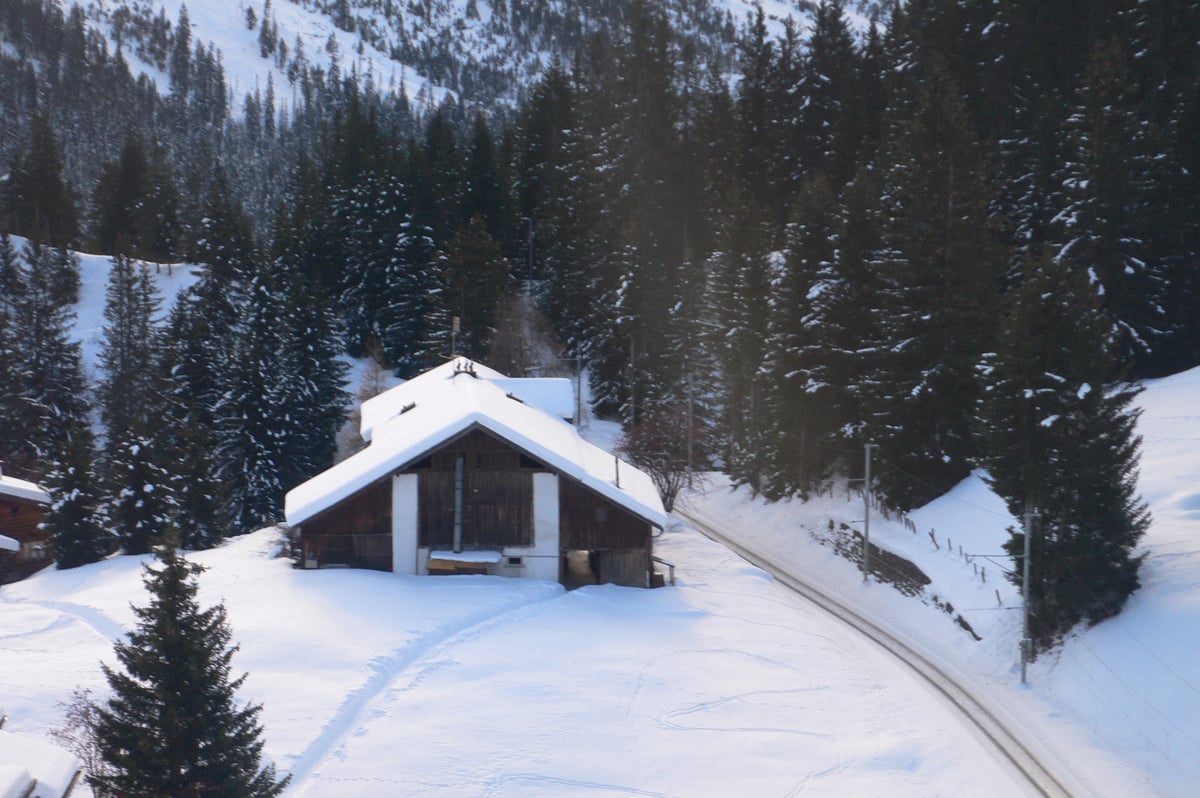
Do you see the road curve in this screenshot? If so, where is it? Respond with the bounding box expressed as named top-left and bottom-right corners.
top-left (676, 507), bottom-right (1079, 798)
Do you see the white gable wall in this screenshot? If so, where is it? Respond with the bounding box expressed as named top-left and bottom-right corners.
top-left (403, 471), bottom-right (561, 581)
top-left (392, 474), bottom-right (419, 575)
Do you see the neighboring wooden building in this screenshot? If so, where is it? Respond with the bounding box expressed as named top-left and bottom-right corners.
top-left (285, 359), bottom-right (668, 588)
top-left (0, 470), bottom-right (52, 585)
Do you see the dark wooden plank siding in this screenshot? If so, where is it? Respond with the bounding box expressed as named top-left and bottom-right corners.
top-left (594, 546), bottom-right (651, 588)
top-left (300, 479), bottom-right (392, 570)
top-left (559, 477), bottom-right (652, 551)
top-left (411, 430), bottom-right (542, 549)
top-left (0, 496), bottom-right (51, 584)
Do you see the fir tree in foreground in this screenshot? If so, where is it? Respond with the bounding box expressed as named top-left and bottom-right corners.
top-left (91, 545), bottom-right (288, 797)
top-left (977, 251), bottom-right (1150, 654)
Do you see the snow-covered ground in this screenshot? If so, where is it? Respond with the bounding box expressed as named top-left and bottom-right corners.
top-left (1, 368), bottom-right (1197, 795)
top-left (679, 366), bottom-right (1200, 798)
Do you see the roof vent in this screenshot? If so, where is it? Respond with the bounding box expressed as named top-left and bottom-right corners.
top-left (399, 401), bottom-right (416, 415)
top-left (452, 359), bottom-right (477, 377)
top-left (505, 392), bottom-right (525, 404)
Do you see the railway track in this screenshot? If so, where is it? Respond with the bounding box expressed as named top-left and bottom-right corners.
top-left (677, 507), bottom-right (1081, 798)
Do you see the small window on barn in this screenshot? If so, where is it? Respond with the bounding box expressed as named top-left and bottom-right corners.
top-left (595, 506), bottom-right (608, 523)
top-left (506, 556), bottom-right (524, 567)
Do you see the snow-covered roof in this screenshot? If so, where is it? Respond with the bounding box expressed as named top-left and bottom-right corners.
top-left (358, 360), bottom-right (577, 441)
top-left (0, 473), bottom-right (50, 505)
top-left (287, 360), bottom-right (667, 529)
top-left (490, 377), bottom-right (576, 421)
top-left (0, 536), bottom-right (17, 553)
top-left (0, 730), bottom-right (79, 798)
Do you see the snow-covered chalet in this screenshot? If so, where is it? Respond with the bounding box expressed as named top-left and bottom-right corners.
top-left (284, 359), bottom-right (669, 588)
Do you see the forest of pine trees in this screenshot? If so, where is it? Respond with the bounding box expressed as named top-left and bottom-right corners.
top-left (3, 0), bottom-right (1198, 649)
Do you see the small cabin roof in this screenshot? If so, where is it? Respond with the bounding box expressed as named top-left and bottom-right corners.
top-left (0, 473), bottom-right (50, 505)
top-left (287, 360), bottom-right (666, 529)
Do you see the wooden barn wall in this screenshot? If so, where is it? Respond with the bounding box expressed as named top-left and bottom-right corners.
top-left (558, 478), bottom-right (651, 551)
top-left (411, 428), bottom-right (542, 549)
top-left (594, 546), bottom-right (651, 588)
top-left (0, 496), bottom-right (50, 584)
top-left (300, 479), bottom-right (392, 571)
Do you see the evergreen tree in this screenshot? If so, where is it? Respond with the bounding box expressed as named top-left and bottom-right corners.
top-left (759, 172), bottom-right (840, 499)
top-left (0, 234), bottom-right (28, 470)
top-left (97, 256), bottom-right (161, 449)
top-left (215, 267), bottom-right (289, 533)
top-left (90, 545), bottom-right (288, 797)
top-left (705, 188), bottom-right (772, 489)
top-left (443, 215), bottom-right (514, 359)
top-left (1052, 37), bottom-right (1169, 374)
top-left (157, 296), bottom-right (229, 550)
top-left (380, 219), bottom-right (445, 376)
top-left (42, 424), bottom-right (112, 569)
top-left (863, 56), bottom-right (1005, 508)
top-left (1, 113), bottom-right (79, 247)
top-left (800, 0), bottom-right (862, 189)
top-left (272, 267), bottom-right (349, 494)
top-left (977, 250), bottom-right (1150, 653)
top-left (98, 255), bottom-right (176, 555)
top-left (9, 241), bottom-right (89, 475)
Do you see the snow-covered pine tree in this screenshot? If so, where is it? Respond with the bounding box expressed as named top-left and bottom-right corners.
top-left (0, 113), bottom-right (79, 248)
top-left (42, 424), bottom-right (112, 569)
top-left (1052, 36), bottom-right (1169, 375)
top-left (799, 0), bottom-right (862, 190)
top-left (861, 55), bottom-right (1004, 508)
top-left (98, 255), bottom-right (161, 447)
top-left (977, 250), bottom-right (1150, 654)
top-left (704, 187), bottom-right (772, 490)
top-left (0, 234), bottom-right (28, 470)
top-left (10, 241), bottom-right (90, 476)
top-left (98, 254), bottom-right (176, 554)
top-left (273, 266), bottom-right (349, 494)
top-left (380, 216), bottom-right (445, 377)
top-left (156, 289), bottom-right (232, 549)
top-left (333, 170), bottom-right (413, 360)
top-left (215, 266), bottom-right (289, 533)
top-left (759, 172), bottom-right (839, 500)
top-left (90, 544), bottom-right (288, 797)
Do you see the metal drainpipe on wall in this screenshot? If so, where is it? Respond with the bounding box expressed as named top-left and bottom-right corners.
top-left (453, 454), bottom-right (465, 554)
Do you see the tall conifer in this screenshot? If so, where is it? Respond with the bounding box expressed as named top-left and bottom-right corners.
top-left (91, 545), bottom-right (287, 797)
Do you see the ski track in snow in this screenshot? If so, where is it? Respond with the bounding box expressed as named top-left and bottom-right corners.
top-left (1, 595), bottom-right (126, 642)
top-left (286, 583), bottom-right (565, 793)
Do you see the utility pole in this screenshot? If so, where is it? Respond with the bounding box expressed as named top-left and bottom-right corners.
top-left (862, 443), bottom-right (877, 582)
top-left (1021, 503), bottom-right (1037, 684)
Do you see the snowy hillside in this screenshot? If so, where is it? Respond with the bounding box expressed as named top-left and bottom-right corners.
top-left (68, 244), bottom-right (203, 381)
top-left (1, 366), bottom-right (1197, 795)
top-left (681, 366), bottom-right (1200, 798)
top-left (76, 0), bottom-right (877, 113)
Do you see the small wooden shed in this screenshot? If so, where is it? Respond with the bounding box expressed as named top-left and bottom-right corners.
top-left (0, 469), bottom-right (52, 585)
top-left (285, 359), bottom-right (668, 588)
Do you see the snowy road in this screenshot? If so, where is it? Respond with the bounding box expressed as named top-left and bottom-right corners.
top-left (676, 505), bottom-right (1081, 798)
